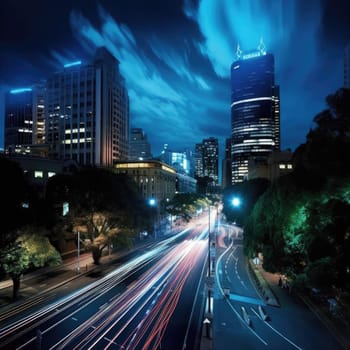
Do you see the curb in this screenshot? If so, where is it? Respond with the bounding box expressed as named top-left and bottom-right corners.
top-left (247, 260), bottom-right (280, 307)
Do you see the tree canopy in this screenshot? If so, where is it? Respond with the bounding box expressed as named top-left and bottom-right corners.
top-left (244, 88), bottom-right (350, 295)
top-left (46, 167), bottom-right (152, 264)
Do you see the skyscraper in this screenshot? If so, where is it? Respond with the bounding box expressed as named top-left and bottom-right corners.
top-left (202, 137), bottom-right (219, 187)
top-left (194, 143), bottom-right (203, 179)
top-left (159, 144), bottom-right (191, 175)
top-left (129, 128), bottom-right (152, 160)
top-left (221, 137), bottom-right (232, 189)
top-left (46, 48), bottom-right (129, 167)
top-left (5, 84), bottom-right (45, 155)
top-left (230, 43), bottom-right (280, 184)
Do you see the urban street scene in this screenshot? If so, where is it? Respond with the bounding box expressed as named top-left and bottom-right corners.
top-left (1, 1), bottom-right (350, 349)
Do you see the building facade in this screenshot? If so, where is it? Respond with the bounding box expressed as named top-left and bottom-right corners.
top-left (230, 45), bottom-right (280, 184)
top-left (5, 85), bottom-right (46, 155)
top-left (113, 160), bottom-right (177, 204)
top-left (159, 144), bottom-right (191, 175)
top-left (248, 150), bottom-right (293, 182)
top-left (194, 143), bottom-right (204, 179)
top-left (202, 137), bottom-right (219, 186)
top-left (221, 137), bottom-right (232, 189)
top-left (46, 48), bottom-right (129, 167)
top-left (129, 128), bottom-right (152, 160)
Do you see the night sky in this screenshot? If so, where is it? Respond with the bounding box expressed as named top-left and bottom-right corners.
top-left (1, 0), bottom-right (350, 157)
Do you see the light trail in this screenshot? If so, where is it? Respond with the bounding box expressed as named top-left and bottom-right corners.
top-left (52, 227), bottom-right (207, 349)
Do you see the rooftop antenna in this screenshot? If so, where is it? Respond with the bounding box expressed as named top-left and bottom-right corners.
top-left (235, 43), bottom-right (243, 60)
top-left (257, 37), bottom-right (266, 55)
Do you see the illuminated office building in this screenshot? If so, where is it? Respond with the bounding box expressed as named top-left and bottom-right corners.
top-left (159, 144), bottom-right (191, 175)
top-left (230, 42), bottom-right (280, 183)
top-left (195, 137), bottom-right (219, 187)
top-left (194, 143), bottom-right (203, 179)
top-left (5, 85), bottom-right (45, 155)
top-left (46, 48), bottom-right (129, 167)
top-left (129, 128), bottom-right (152, 161)
top-left (114, 160), bottom-right (176, 203)
top-left (221, 138), bottom-right (232, 189)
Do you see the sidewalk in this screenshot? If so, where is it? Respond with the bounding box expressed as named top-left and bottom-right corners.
top-left (0, 239), bottom-right (152, 313)
top-left (252, 261), bottom-right (350, 350)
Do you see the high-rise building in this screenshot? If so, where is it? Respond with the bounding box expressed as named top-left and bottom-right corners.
top-left (202, 137), bottom-right (219, 186)
top-left (194, 143), bottom-right (203, 178)
top-left (221, 137), bottom-right (232, 189)
top-left (159, 144), bottom-right (191, 175)
top-left (5, 84), bottom-right (46, 155)
top-left (230, 43), bottom-right (280, 183)
top-left (129, 128), bottom-right (152, 160)
top-left (345, 43), bottom-right (350, 88)
top-left (46, 48), bottom-right (129, 167)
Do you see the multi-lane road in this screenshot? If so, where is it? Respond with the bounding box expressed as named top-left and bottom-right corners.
top-left (213, 224), bottom-right (343, 350)
top-left (0, 212), bottom-right (344, 350)
top-left (0, 219), bottom-right (209, 350)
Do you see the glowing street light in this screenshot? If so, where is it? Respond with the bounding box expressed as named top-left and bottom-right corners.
top-left (149, 198), bottom-right (156, 206)
top-left (232, 197), bottom-right (241, 207)
top-left (148, 198), bottom-right (158, 240)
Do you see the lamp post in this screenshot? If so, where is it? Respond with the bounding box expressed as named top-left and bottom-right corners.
top-left (77, 231), bottom-right (80, 273)
top-left (148, 198), bottom-right (157, 240)
top-left (208, 204), bottom-right (211, 274)
top-left (207, 204), bottom-right (214, 314)
top-left (231, 197), bottom-right (241, 225)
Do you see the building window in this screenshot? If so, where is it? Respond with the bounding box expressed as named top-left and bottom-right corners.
top-left (34, 171), bottom-right (44, 178)
top-left (279, 164), bottom-right (286, 169)
top-left (48, 172), bottom-right (56, 178)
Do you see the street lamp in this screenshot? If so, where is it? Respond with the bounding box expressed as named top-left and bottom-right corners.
top-left (148, 198), bottom-right (157, 240)
top-left (232, 197), bottom-right (241, 207)
top-left (76, 231), bottom-right (80, 273)
top-left (207, 203), bottom-right (215, 314)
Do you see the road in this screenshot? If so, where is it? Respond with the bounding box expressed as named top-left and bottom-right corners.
top-left (0, 220), bottom-right (209, 350)
top-left (213, 223), bottom-right (343, 350)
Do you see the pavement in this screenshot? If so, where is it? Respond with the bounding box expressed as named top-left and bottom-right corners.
top-left (254, 262), bottom-right (350, 350)
top-left (0, 250), bottom-right (110, 312)
top-left (199, 254), bottom-right (350, 350)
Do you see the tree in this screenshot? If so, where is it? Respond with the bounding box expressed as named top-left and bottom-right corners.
top-left (0, 226), bottom-right (62, 300)
top-left (64, 168), bottom-right (150, 264)
top-left (72, 210), bottom-right (135, 264)
top-left (293, 88), bottom-right (350, 181)
top-left (243, 88), bottom-right (350, 294)
top-left (0, 156), bottom-right (29, 235)
top-left (165, 193), bottom-right (209, 225)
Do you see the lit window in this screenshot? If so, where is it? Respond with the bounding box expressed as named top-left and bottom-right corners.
top-left (48, 172), bottom-right (56, 177)
top-left (279, 164), bottom-right (286, 169)
top-left (34, 171), bottom-right (43, 178)
top-left (287, 164), bottom-right (293, 169)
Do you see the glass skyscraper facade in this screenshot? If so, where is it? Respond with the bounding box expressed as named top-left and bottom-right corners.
top-left (5, 85), bottom-right (45, 154)
top-left (230, 49), bottom-right (280, 184)
top-left (129, 128), bottom-right (152, 161)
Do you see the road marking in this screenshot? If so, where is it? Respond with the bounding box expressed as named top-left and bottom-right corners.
top-left (230, 294), bottom-right (265, 306)
top-left (71, 317), bottom-right (78, 321)
top-left (251, 307), bottom-right (303, 350)
top-left (216, 246), bottom-right (268, 346)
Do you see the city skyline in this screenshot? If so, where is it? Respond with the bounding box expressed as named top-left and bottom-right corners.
top-left (1, 0), bottom-right (350, 156)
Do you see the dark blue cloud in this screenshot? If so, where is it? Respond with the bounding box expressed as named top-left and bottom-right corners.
top-left (1, 0), bottom-right (349, 156)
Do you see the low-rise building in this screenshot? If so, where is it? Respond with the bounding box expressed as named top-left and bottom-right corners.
top-left (114, 160), bottom-right (177, 204)
top-left (248, 150), bottom-right (293, 182)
